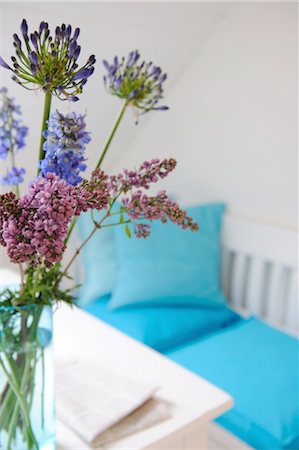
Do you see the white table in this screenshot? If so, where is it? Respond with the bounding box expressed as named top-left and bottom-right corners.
top-left (54, 304), bottom-right (233, 450)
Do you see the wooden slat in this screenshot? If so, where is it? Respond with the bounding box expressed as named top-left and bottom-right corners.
top-left (221, 248), bottom-right (233, 299)
top-left (230, 253), bottom-right (248, 308)
top-left (285, 270), bottom-right (299, 332)
top-left (245, 258), bottom-right (266, 316)
top-left (266, 264), bottom-right (289, 324)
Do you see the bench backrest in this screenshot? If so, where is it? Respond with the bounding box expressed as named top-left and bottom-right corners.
top-left (221, 215), bottom-right (298, 335)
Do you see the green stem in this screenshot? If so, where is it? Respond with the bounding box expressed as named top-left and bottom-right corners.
top-left (6, 354), bottom-right (33, 450)
top-left (64, 102), bottom-right (128, 248)
top-left (100, 220), bottom-right (130, 228)
top-left (0, 384), bottom-right (16, 430)
top-left (95, 102), bottom-right (127, 169)
top-left (0, 356), bottom-right (38, 449)
top-left (38, 90), bottom-right (52, 169)
top-left (0, 310), bottom-right (42, 449)
top-left (65, 216), bottom-right (78, 244)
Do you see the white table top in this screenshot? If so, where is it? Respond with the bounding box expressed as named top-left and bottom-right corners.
top-left (54, 303), bottom-right (233, 450)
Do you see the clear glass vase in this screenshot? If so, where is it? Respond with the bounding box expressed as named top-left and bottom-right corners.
top-left (0, 305), bottom-right (55, 450)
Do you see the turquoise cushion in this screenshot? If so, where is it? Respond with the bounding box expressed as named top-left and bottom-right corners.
top-left (109, 203), bottom-right (226, 310)
top-left (168, 318), bottom-right (299, 449)
top-left (84, 296), bottom-right (240, 352)
top-left (77, 210), bottom-right (117, 306)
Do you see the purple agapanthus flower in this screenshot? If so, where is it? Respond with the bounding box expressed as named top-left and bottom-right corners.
top-left (39, 111), bottom-right (91, 186)
top-left (103, 50), bottom-right (168, 115)
top-left (0, 19), bottom-right (96, 101)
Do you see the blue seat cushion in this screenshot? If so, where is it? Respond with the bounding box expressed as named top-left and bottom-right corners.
top-left (167, 318), bottom-right (299, 449)
top-left (83, 296), bottom-right (240, 352)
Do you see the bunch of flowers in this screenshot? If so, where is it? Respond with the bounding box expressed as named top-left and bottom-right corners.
top-left (0, 87), bottom-right (28, 189)
top-left (0, 18), bottom-right (200, 450)
top-left (0, 17), bottom-right (198, 307)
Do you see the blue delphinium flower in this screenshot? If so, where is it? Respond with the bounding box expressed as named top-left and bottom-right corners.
top-left (103, 50), bottom-right (168, 115)
top-left (40, 111), bottom-right (91, 185)
top-left (2, 167), bottom-right (26, 186)
top-left (0, 19), bottom-right (96, 101)
top-left (0, 87), bottom-right (27, 187)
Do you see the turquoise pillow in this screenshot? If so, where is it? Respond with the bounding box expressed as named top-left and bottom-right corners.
top-left (84, 295), bottom-right (241, 352)
top-left (109, 203), bottom-right (227, 310)
top-left (168, 318), bottom-right (299, 450)
top-left (77, 210), bottom-right (117, 306)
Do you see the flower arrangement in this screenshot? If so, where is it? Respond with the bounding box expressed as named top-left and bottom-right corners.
top-left (0, 19), bottom-right (198, 450)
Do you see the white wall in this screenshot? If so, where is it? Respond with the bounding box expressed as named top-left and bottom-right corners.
top-left (113, 2), bottom-right (297, 229)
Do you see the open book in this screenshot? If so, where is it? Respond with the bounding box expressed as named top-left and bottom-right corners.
top-left (56, 358), bottom-right (171, 447)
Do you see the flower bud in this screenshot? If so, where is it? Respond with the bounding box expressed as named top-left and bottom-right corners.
top-left (21, 19), bottom-right (28, 37)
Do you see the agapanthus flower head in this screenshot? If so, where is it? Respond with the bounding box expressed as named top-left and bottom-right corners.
top-left (0, 19), bottom-right (96, 101)
top-left (0, 87), bottom-right (28, 160)
top-left (103, 50), bottom-right (168, 115)
top-left (39, 110), bottom-right (91, 185)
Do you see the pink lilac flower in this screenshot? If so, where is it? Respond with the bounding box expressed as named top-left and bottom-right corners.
top-left (122, 190), bottom-right (199, 235)
top-left (77, 169), bottom-right (110, 213)
top-left (0, 192), bottom-right (19, 246)
top-left (134, 223), bottom-right (151, 238)
top-left (109, 158), bottom-right (177, 194)
top-left (2, 174), bottom-right (80, 264)
top-left (0, 171), bottom-right (111, 266)
top-left (0, 160), bottom-right (198, 267)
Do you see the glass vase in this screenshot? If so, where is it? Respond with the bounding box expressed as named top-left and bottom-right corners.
top-left (0, 305), bottom-right (55, 450)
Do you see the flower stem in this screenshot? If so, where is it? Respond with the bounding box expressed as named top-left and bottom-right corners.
top-left (0, 356), bottom-right (38, 449)
top-left (95, 102), bottom-right (127, 169)
top-left (5, 354), bottom-right (33, 450)
top-left (65, 216), bottom-right (78, 244)
top-left (64, 102), bottom-right (128, 248)
top-left (38, 90), bottom-right (52, 170)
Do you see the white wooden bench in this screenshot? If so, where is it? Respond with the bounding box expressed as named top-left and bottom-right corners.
top-left (209, 214), bottom-right (298, 449)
